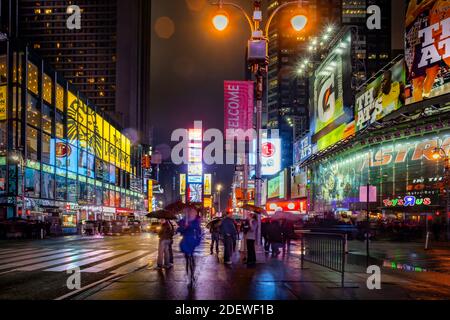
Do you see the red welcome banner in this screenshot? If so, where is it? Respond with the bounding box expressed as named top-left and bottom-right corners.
top-left (224, 81), bottom-right (254, 138)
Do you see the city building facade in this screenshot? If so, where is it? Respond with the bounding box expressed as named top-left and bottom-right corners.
top-left (0, 40), bottom-right (145, 234)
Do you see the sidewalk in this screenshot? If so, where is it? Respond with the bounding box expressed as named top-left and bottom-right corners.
top-left (77, 239), bottom-right (450, 300)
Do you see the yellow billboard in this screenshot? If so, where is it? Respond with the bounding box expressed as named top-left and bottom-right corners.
top-left (204, 174), bottom-right (212, 195)
top-left (203, 197), bottom-right (212, 208)
top-left (148, 180), bottom-right (153, 212)
top-left (180, 174), bottom-right (186, 195)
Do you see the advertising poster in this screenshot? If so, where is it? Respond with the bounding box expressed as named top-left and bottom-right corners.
top-left (179, 174), bottom-right (186, 196)
top-left (311, 131), bottom-right (450, 211)
top-left (291, 166), bottom-right (308, 199)
top-left (355, 60), bottom-right (406, 131)
top-left (310, 31), bottom-right (354, 152)
top-left (224, 81), bottom-right (254, 139)
top-left (188, 184), bottom-right (203, 203)
top-left (204, 173), bottom-right (212, 195)
top-left (405, 0), bottom-right (450, 104)
top-left (261, 138), bottom-right (281, 176)
top-left (294, 135), bottom-right (313, 164)
top-left (267, 175), bottom-right (280, 199)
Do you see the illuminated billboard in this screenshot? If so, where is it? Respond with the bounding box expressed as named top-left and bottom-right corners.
top-left (250, 138), bottom-right (282, 176)
top-left (180, 174), bottom-right (186, 195)
top-left (188, 164), bottom-right (202, 176)
top-left (267, 170), bottom-right (287, 199)
top-left (311, 131), bottom-right (450, 212)
top-left (405, 0), bottom-right (450, 104)
top-left (355, 60), bottom-right (406, 131)
top-left (188, 184), bottom-right (203, 203)
top-left (310, 31), bottom-right (354, 152)
top-left (291, 166), bottom-right (308, 199)
top-left (204, 174), bottom-right (212, 195)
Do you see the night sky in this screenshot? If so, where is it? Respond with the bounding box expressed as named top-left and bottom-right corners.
top-left (150, 0), bottom-right (256, 203)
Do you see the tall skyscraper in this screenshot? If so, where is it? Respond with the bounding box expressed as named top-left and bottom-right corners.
top-left (1, 0), bottom-right (152, 144)
top-left (266, 0), bottom-right (342, 167)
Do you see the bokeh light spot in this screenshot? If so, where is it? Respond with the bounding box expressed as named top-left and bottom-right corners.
top-left (155, 16), bottom-right (175, 39)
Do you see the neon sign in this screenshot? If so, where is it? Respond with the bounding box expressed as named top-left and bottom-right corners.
top-left (383, 196), bottom-right (432, 207)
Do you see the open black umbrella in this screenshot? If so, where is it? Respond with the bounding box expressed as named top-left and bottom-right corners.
top-left (206, 218), bottom-right (222, 229)
top-left (164, 201), bottom-right (202, 213)
top-left (240, 204), bottom-right (268, 216)
top-left (146, 210), bottom-right (178, 220)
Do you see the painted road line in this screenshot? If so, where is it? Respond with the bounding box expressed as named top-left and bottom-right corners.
top-left (81, 250), bottom-right (149, 273)
top-left (0, 249), bottom-right (71, 263)
top-left (13, 250), bottom-right (105, 271)
top-left (0, 249), bottom-right (93, 271)
top-left (0, 248), bottom-right (38, 256)
top-left (44, 250), bottom-right (130, 272)
top-left (111, 251), bottom-right (158, 275)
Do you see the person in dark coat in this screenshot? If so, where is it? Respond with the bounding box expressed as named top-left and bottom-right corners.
top-left (210, 221), bottom-right (221, 254)
top-left (220, 212), bottom-right (237, 265)
top-left (261, 220), bottom-right (270, 253)
top-left (156, 219), bottom-right (174, 269)
top-left (282, 220), bottom-right (295, 253)
top-left (267, 220), bottom-right (283, 257)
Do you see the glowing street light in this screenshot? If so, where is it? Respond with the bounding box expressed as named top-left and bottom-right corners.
top-left (212, 12), bottom-right (229, 31)
top-left (291, 14), bottom-right (307, 32)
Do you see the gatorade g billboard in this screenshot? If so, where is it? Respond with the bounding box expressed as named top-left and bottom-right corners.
top-left (310, 31), bottom-right (354, 152)
top-left (405, 0), bottom-right (450, 104)
top-left (355, 60), bottom-right (407, 131)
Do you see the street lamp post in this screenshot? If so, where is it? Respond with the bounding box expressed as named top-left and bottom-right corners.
top-left (433, 147), bottom-right (450, 241)
top-left (212, 0), bottom-right (307, 244)
top-left (216, 184), bottom-right (223, 213)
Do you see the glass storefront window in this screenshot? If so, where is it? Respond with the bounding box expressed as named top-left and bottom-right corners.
top-left (62, 213), bottom-right (77, 228)
top-left (25, 167), bottom-right (40, 198)
top-left (26, 125), bottom-right (38, 161)
top-left (27, 62), bottom-right (38, 95)
top-left (87, 153), bottom-right (95, 179)
top-left (67, 178), bottom-right (77, 202)
top-left (56, 175), bottom-right (66, 201)
top-left (95, 186), bottom-right (102, 206)
top-left (26, 94), bottom-right (40, 127)
top-left (56, 84), bottom-right (64, 112)
top-left (42, 133), bottom-right (51, 164)
top-left (103, 189), bottom-right (109, 206)
top-left (42, 104), bottom-right (53, 134)
top-left (43, 73), bottom-right (53, 104)
top-left (78, 149), bottom-right (87, 176)
top-left (56, 111), bottom-right (64, 139)
top-left (41, 171), bottom-right (55, 199)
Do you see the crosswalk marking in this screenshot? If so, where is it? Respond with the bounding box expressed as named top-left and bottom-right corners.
top-left (111, 252), bottom-right (157, 275)
top-left (0, 248), bottom-right (38, 256)
top-left (44, 250), bottom-right (130, 272)
top-left (16, 250), bottom-right (109, 271)
top-left (0, 249), bottom-right (93, 271)
top-left (0, 249), bottom-right (73, 264)
top-left (82, 250), bottom-right (149, 273)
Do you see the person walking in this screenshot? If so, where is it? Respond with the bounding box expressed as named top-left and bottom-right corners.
top-left (177, 208), bottom-right (202, 280)
top-left (210, 221), bottom-right (220, 255)
top-left (261, 219), bottom-right (271, 253)
top-left (220, 211), bottom-right (237, 265)
top-left (282, 220), bottom-right (295, 253)
top-left (268, 220), bottom-right (283, 257)
top-left (245, 214), bottom-right (258, 265)
top-left (168, 220), bottom-right (175, 265)
top-left (155, 219), bottom-right (174, 269)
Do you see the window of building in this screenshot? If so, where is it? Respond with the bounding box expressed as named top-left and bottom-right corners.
top-left (43, 73), bottom-right (53, 104)
top-left (56, 175), bottom-right (67, 201)
top-left (67, 178), bottom-right (77, 202)
top-left (56, 111), bottom-right (64, 139)
top-left (25, 167), bottom-right (40, 198)
top-left (41, 172), bottom-right (55, 199)
top-left (27, 94), bottom-right (40, 127)
top-left (27, 63), bottom-right (39, 95)
top-left (42, 133), bottom-right (51, 165)
top-left (42, 104), bottom-right (53, 135)
top-left (56, 84), bottom-right (64, 112)
top-left (26, 126), bottom-right (38, 161)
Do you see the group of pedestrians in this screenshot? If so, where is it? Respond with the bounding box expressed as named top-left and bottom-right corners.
top-left (261, 219), bottom-right (295, 256)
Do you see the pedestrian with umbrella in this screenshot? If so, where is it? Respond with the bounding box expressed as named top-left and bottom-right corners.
top-left (155, 219), bottom-right (174, 270)
top-left (207, 218), bottom-right (221, 255)
top-left (245, 213), bottom-right (259, 265)
top-left (220, 211), bottom-right (237, 265)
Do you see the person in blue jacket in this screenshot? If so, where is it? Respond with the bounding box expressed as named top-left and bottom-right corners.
top-left (177, 207), bottom-right (202, 279)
